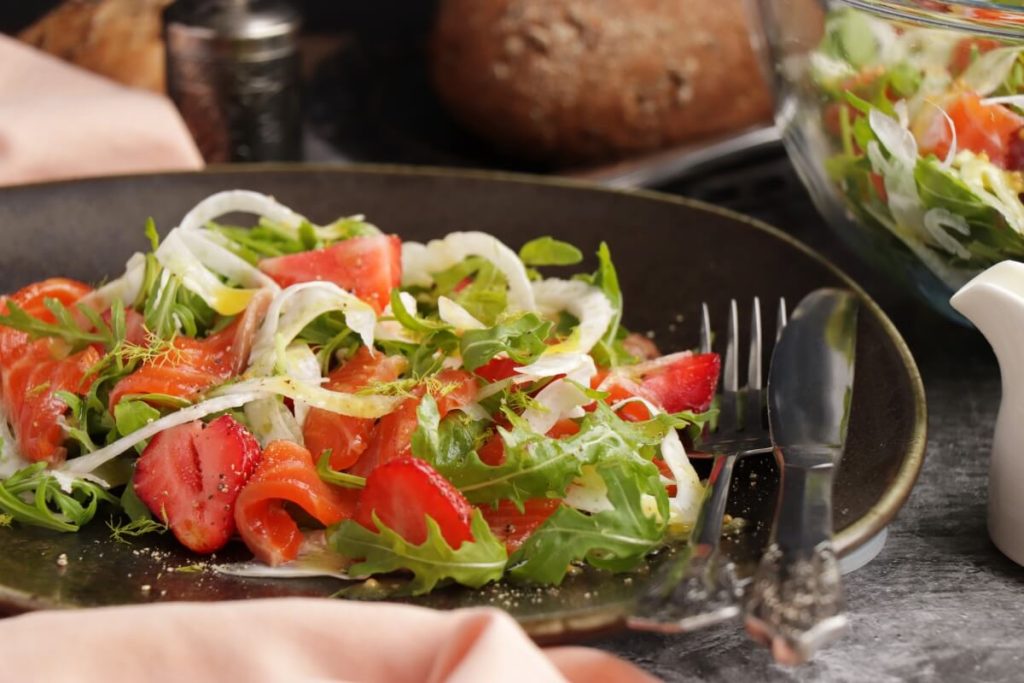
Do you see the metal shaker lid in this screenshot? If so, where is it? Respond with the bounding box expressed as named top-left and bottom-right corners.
top-left (166, 0), bottom-right (300, 61)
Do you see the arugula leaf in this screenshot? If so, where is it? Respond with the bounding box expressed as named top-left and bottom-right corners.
top-left (585, 243), bottom-right (626, 367)
top-left (519, 237), bottom-right (583, 266)
top-left (143, 217), bottom-right (161, 250)
top-left (316, 450), bottom-right (367, 489)
top-left (389, 289), bottom-right (450, 334)
top-left (455, 259), bottom-right (509, 326)
top-left (142, 269), bottom-right (217, 340)
top-left (508, 459), bottom-right (668, 585)
top-left (328, 510), bottom-right (507, 595)
top-left (0, 463), bottom-right (115, 532)
top-left (459, 313), bottom-right (553, 372)
top-left (414, 399), bottom-right (676, 509)
top-left (210, 217), bottom-right (380, 265)
top-left (296, 312), bottom-right (359, 373)
top-left (120, 481), bottom-right (153, 522)
top-left (411, 396), bottom-right (489, 466)
top-left (55, 390), bottom-right (100, 453)
top-left (114, 400), bottom-right (162, 453)
top-left (378, 328), bottom-right (461, 378)
top-left (0, 300), bottom-right (111, 350)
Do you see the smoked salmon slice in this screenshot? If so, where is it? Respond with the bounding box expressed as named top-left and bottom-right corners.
top-left (0, 278), bottom-right (99, 464)
top-left (234, 440), bottom-right (358, 566)
top-left (108, 291), bottom-right (270, 407)
top-left (302, 346), bottom-right (407, 470)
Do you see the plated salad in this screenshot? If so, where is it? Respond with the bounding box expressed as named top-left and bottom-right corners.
top-left (811, 7), bottom-right (1024, 289)
top-left (0, 191), bottom-right (720, 595)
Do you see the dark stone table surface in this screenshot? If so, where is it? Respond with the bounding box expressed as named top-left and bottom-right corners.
top-left (591, 160), bottom-right (1019, 682)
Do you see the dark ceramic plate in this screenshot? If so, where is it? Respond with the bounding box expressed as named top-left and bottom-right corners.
top-left (0, 166), bottom-right (926, 639)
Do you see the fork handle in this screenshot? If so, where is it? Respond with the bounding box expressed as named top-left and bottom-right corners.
top-left (691, 453), bottom-right (737, 551)
top-left (744, 454), bottom-right (847, 665)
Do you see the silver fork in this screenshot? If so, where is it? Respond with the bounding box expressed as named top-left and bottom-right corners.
top-left (628, 297), bottom-right (787, 633)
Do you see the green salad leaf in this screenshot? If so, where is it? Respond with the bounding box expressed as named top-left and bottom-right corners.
top-left (519, 237), bottom-right (584, 267)
top-left (210, 216), bottom-right (380, 264)
top-left (0, 299), bottom-right (117, 351)
top-left (508, 459), bottom-right (668, 585)
top-left (459, 313), bottom-right (553, 372)
top-left (582, 243), bottom-right (627, 367)
top-left (328, 510), bottom-right (507, 595)
top-left (413, 398), bottom-right (678, 510)
top-left (316, 450), bottom-right (367, 489)
top-left (0, 463), bottom-right (115, 532)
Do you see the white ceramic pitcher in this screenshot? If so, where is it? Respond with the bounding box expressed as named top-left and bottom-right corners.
top-left (951, 261), bottom-right (1024, 566)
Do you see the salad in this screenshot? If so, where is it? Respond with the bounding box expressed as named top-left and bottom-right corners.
top-left (811, 7), bottom-right (1024, 290)
top-left (0, 191), bottom-right (720, 595)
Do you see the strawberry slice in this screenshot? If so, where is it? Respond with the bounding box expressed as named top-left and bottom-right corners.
top-left (638, 352), bottom-right (721, 413)
top-left (303, 347), bottom-right (407, 470)
top-left (354, 457), bottom-right (474, 549)
top-left (481, 499), bottom-right (561, 553)
top-left (258, 235), bottom-right (402, 313)
top-left (473, 356), bottom-right (519, 383)
top-left (133, 415), bottom-right (261, 554)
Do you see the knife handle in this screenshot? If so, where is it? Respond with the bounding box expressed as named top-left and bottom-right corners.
top-left (744, 453), bottom-right (847, 665)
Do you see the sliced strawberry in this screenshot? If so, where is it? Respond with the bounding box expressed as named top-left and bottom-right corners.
top-left (258, 235), bottom-right (402, 313)
top-left (638, 352), bottom-right (721, 413)
top-left (473, 356), bottom-right (519, 383)
top-left (133, 415), bottom-right (261, 554)
top-left (303, 347), bottom-right (407, 470)
top-left (348, 369), bottom-right (477, 477)
top-left (235, 440), bottom-right (358, 565)
top-left (354, 456), bottom-right (474, 548)
top-left (482, 498), bottom-right (561, 553)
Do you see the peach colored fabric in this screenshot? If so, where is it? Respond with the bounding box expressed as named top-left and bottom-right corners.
top-left (0, 34), bottom-right (202, 187)
top-left (0, 598), bottom-right (659, 683)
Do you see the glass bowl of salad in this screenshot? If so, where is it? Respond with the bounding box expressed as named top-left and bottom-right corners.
top-left (753, 0), bottom-right (1024, 318)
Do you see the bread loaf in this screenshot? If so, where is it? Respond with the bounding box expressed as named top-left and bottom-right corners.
top-left (19, 0), bottom-right (171, 93)
top-left (431, 0), bottom-right (774, 165)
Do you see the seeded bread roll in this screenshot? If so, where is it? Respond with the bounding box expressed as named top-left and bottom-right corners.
top-left (431, 0), bottom-right (774, 165)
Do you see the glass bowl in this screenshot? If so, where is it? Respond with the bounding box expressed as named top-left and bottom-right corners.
top-left (752, 0), bottom-right (1024, 319)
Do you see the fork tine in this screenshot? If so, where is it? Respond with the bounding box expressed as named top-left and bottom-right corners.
top-left (776, 297), bottom-right (788, 343)
top-left (747, 297), bottom-right (762, 392)
top-left (724, 300), bottom-right (739, 393)
top-left (700, 303), bottom-right (712, 355)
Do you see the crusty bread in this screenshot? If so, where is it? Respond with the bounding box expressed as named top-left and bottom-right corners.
top-left (431, 0), bottom-right (774, 165)
top-left (19, 0), bottom-right (171, 93)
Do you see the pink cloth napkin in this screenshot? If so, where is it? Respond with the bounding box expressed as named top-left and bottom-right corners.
top-left (0, 598), bottom-right (658, 682)
top-left (0, 34), bottom-right (202, 186)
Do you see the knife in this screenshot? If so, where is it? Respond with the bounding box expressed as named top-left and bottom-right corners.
top-left (744, 288), bottom-right (859, 665)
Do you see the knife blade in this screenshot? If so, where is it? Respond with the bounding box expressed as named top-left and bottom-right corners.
top-left (744, 288), bottom-right (858, 665)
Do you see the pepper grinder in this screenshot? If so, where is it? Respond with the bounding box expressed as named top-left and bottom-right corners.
top-left (165, 0), bottom-right (302, 163)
